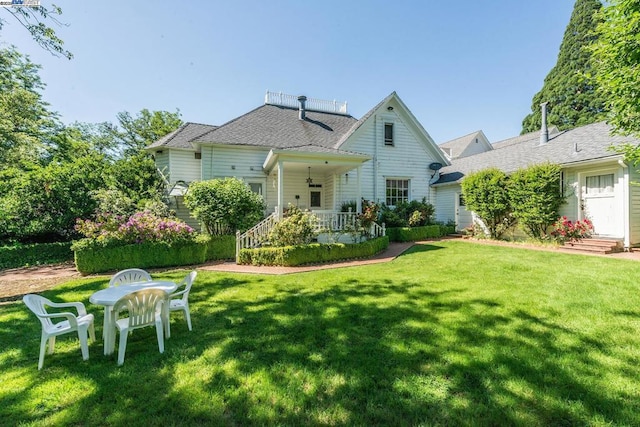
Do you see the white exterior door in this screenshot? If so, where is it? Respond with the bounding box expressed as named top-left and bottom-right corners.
top-left (580, 170), bottom-right (622, 237)
top-left (455, 192), bottom-right (473, 231)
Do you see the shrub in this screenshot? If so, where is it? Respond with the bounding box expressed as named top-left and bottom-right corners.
top-left (75, 210), bottom-right (195, 245)
top-left (0, 242), bottom-right (73, 269)
top-left (551, 217), bottom-right (594, 241)
top-left (238, 236), bottom-right (389, 266)
top-left (379, 198), bottom-right (434, 228)
top-left (461, 168), bottom-right (514, 239)
top-left (184, 178), bottom-right (265, 235)
top-left (386, 224), bottom-right (454, 242)
top-left (206, 235), bottom-right (236, 260)
top-left (509, 163), bottom-right (566, 239)
top-left (74, 236), bottom-right (208, 274)
top-left (268, 205), bottom-right (316, 246)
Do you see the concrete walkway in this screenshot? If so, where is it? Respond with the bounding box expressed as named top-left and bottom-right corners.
top-left (198, 241), bottom-right (415, 275)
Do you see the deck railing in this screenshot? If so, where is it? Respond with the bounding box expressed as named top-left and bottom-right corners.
top-left (264, 91), bottom-right (348, 115)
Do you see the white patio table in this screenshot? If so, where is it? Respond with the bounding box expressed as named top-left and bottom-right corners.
top-left (90, 281), bottom-right (177, 356)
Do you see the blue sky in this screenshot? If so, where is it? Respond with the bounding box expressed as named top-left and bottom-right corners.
top-left (1, 1), bottom-right (575, 143)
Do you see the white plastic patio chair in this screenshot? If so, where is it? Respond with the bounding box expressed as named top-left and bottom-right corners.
top-left (166, 271), bottom-right (197, 338)
top-left (109, 268), bottom-right (152, 287)
top-left (23, 294), bottom-right (96, 370)
top-left (112, 288), bottom-right (168, 366)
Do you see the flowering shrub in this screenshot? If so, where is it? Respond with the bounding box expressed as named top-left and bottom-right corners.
top-left (359, 199), bottom-right (380, 229)
top-left (552, 216), bottom-right (593, 241)
top-left (268, 205), bottom-right (316, 247)
top-left (75, 210), bottom-right (195, 246)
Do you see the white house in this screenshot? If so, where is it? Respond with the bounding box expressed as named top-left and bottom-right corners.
top-left (434, 118), bottom-right (640, 249)
top-left (147, 91), bottom-right (450, 235)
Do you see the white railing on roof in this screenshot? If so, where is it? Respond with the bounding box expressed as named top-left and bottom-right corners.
top-left (264, 91), bottom-right (348, 115)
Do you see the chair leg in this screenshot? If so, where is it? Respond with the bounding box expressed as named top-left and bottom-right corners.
top-left (78, 327), bottom-right (90, 361)
top-left (88, 322), bottom-right (96, 342)
top-left (47, 336), bottom-right (56, 354)
top-left (164, 305), bottom-right (171, 339)
top-left (38, 333), bottom-right (48, 370)
top-left (117, 328), bottom-right (129, 366)
top-left (155, 320), bottom-right (164, 354)
top-left (185, 306), bottom-right (192, 331)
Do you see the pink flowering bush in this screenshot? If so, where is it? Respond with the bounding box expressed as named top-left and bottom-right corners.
top-left (552, 216), bottom-right (594, 241)
top-left (75, 210), bottom-right (195, 246)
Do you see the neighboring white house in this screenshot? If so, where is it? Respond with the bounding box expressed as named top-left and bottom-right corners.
top-left (147, 91), bottom-right (450, 230)
top-left (434, 120), bottom-right (640, 249)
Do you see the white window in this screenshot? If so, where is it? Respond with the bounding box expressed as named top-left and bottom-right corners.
top-left (386, 179), bottom-right (409, 206)
top-left (585, 173), bottom-right (614, 195)
top-left (248, 182), bottom-right (263, 196)
top-left (384, 123), bottom-right (394, 146)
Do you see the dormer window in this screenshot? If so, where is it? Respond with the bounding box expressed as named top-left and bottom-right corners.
top-left (384, 123), bottom-right (394, 146)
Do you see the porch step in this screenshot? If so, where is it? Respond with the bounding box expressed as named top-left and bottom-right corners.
top-left (562, 238), bottom-right (623, 254)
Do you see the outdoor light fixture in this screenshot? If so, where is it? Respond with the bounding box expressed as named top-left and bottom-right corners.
top-left (306, 166), bottom-right (313, 184)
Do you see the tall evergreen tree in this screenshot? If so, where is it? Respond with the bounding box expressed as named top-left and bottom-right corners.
top-left (521, 0), bottom-right (606, 134)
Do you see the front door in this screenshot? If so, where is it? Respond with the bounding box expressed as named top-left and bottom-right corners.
top-left (581, 170), bottom-right (621, 236)
top-left (454, 192), bottom-right (472, 231)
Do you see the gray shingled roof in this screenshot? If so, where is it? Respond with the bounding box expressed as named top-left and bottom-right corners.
top-left (439, 130), bottom-right (485, 159)
top-left (193, 104), bottom-right (358, 150)
top-left (147, 122), bottom-right (218, 150)
top-left (435, 122), bottom-right (638, 185)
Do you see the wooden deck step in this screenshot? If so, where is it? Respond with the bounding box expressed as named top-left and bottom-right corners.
top-left (563, 238), bottom-right (623, 254)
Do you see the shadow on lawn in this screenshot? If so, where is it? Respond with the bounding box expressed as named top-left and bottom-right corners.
top-left (2, 273), bottom-right (638, 425)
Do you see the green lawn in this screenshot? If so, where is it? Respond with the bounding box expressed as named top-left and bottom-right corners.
top-left (2, 240), bottom-right (639, 426)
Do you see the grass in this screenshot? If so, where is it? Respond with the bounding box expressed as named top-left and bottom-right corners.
top-left (1, 240), bottom-right (639, 426)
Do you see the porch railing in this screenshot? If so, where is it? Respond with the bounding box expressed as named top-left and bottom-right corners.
top-left (235, 210), bottom-right (386, 262)
top-left (235, 212), bottom-right (279, 262)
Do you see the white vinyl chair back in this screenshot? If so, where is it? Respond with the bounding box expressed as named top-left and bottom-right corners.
top-left (109, 268), bottom-right (152, 287)
top-left (23, 294), bottom-right (96, 370)
top-left (112, 288), bottom-right (167, 366)
top-left (166, 271), bottom-right (197, 338)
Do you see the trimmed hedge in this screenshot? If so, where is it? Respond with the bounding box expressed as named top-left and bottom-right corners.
top-left (0, 242), bottom-right (73, 270)
top-left (386, 224), bottom-right (455, 242)
top-left (206, 234), bottom-right (236, 261)
top-left (238, 236), bottom-right (389, 266)
top-left (74, 240), bottom-right (207, 275)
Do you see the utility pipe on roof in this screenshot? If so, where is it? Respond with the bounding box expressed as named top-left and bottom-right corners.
top-left (540, 102), bottom-right (549, 145)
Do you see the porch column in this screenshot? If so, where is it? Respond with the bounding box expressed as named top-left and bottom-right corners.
top-left (277, 160), bottom-right (284, 219)
top-left (356, 165), bottom-right (362, 213)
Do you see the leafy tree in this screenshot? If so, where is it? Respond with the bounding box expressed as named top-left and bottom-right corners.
top-left (461, 168), bottom-right (514, 239)
top-left (107, 109), bottom-right (183, 156)
top-left (590, 0), bottom-right (640, 164)
top-left (0, 153), bottom-right (110, 242)
top-left (0, 46), bottom-right (58, 167)
top-left (521, 0), bottom-right (606, 133)
top-left (509, 163), bottom-right (566, 239)
top-left (184, 178), bottom-right (265, 235)
top-left (1, 4), bottom-right (72, 59)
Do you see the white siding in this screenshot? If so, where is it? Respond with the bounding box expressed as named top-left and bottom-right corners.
top-left (342, 112), bottom-right (439, 206)
top-left (168, 150), bottom-right (201, 183)
top-left (174, 197), bottom-right (201, 230)
top-left (630, 168), bottom-right (640, 245)
top-left (154, 151), bottom-right (170, 181)
top-left (434, 185), bottom-right (457, 224)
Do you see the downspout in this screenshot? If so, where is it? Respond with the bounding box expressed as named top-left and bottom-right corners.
top-left (619, 158), bottom-right (631, 250)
